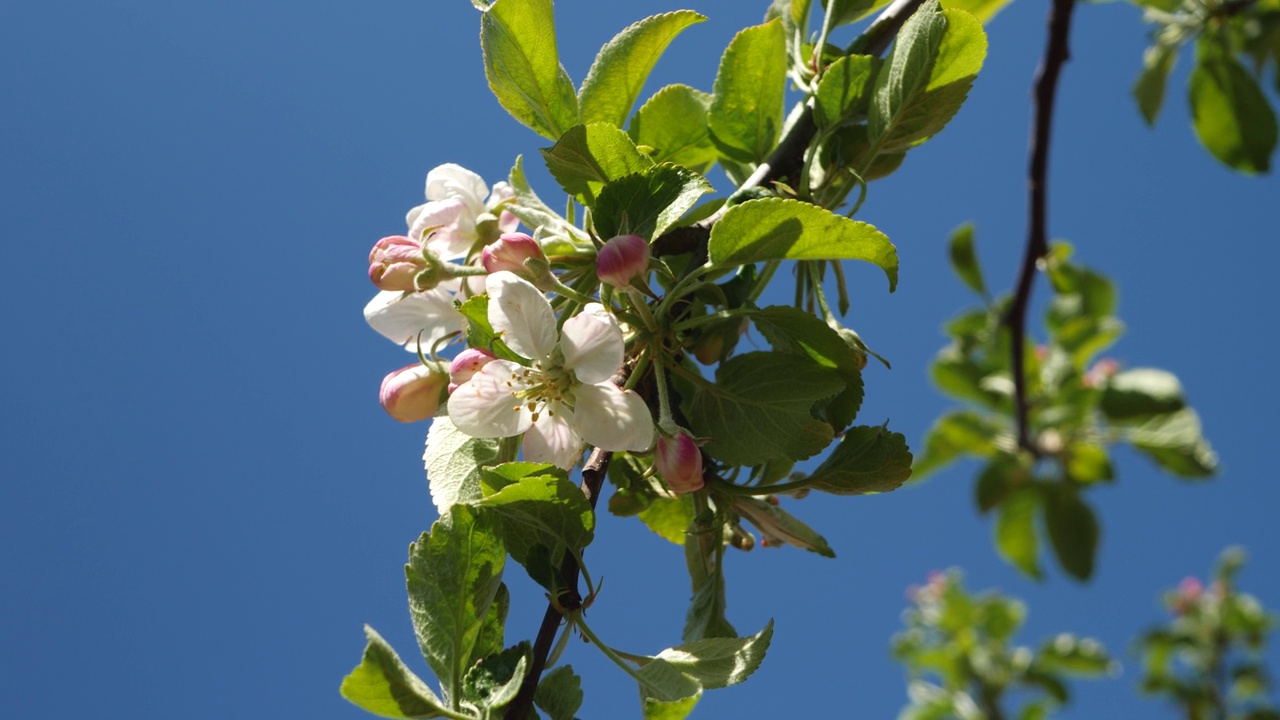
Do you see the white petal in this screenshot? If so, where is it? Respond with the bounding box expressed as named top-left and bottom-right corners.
top-left (487, 271), bottom-right (557, 361)
top-left (447, 361), bottom-right (533, 438)
top-left (523, 410), bottom-right (584, 469)
top-left (572, 382), bottom-right (655, 452)
top-left (426, 163), bottom-right (488, 211)
top-left (364, 289), bottom-right (464, 351)
top-left (406, 199), bottom-right (465, 241)
top-left (560, 304), bottom-right (624, 384)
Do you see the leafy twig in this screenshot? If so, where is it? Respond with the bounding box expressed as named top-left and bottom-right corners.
top-left (1009, 0), bottom-right (1079, 453)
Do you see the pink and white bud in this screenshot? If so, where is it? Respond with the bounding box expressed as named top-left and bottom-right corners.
top-left (1083, 357), bottom-right (1120, 388)
top-left (596, 234), bottom-right (651, 289)
top-left (369, 235), bottom-right (427, 292)
top-left (655, 430), bottom-right (704, 493)
top-left (481, 232), bottom-right (548, 281)
top-left (379, 362), bottom-right (449, 423)
top-left (448, 348), bottom-right (497, 393)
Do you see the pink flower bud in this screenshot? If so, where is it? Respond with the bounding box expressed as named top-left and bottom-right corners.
top-left (368, 235), bottom-right (427, 292)
top-left (448, 348), bottom-right (497, 393)
top-left (596, 234), bottom-right (650, 289)
top-left (481, 232), bottom-right (548, 280)
top-left (655, 430), bottom-right (703, 493)
top-left (379, 363), bottom-right (449, 423)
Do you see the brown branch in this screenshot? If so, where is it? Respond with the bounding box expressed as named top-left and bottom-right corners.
top-left (1008, 0), bottom-right (1078, 454)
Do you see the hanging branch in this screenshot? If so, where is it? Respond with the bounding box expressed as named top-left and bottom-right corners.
top-left (1009, 0), bottom-right (1079, 454)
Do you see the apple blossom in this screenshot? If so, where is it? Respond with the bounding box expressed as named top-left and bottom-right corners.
top-left (654, 430), bottom-right (704, 493)
top-left (406, 163), bottom-right (517, 260)
top-left (481, 232), bottom-right (551, 286)
top-left (364, 287), bottom-right (466, 352)
top-left (380, 362), bottom-right (450, 423)
top-left (447, 272), bottom-right (654, 469)
top-left (368, 235), bottom-right (426, 292)
top-left (596, 234), bottom-right (650, 289)
top-left (448, 348), bottom-right (497, 393)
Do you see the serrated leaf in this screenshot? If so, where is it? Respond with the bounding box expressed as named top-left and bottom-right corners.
top-left (579, 11), bottom-right (707, 128)
top-left (948, 222), bottom-right (985, 297)
top-left (689, 352), bottom-right (844, 465)
top-left (341, 626), bottom-right (450, 719)
top-left (629, 84), bottom-right (718, 172)
top-left (1125, 408), bottom-right (1218, 478)
top-left (733, 496), bottom-right (836, 557)
top-left (535, 665), bottom-right (583, 720)
top-left (456, 295), bottom-right (526, 365)
top-left (541, 123), bottom-right (654, 205)
top-left (424, 412), bottom-right (502, 515)
top-left (508, 155), bottom-right (585, 243)
top-left (684, 528), bottom-right (736, 642)
top-left (407, 505), bottom-right (506, 708)
top-left (821, 0), bottom-right (879, 27)
top-left (941, 0), bottom-right (1013, 23)
top-left (593, 164), bottom-right (713, 241)
top-left (462, 642), bottom-right (530, 713)
top-left (802, 424), bottom-right (913, 495)
top-left (752, 305), bottom-right (864, 382)
top-left (814, 54), bottom-right (879, 128)
top-left (1043, 485), bottom-right (1100, 581)
top-left (708, 198), bottom-right (898, 291)
top-left (914, 409), bottom-right (1003, 479)
top-left (635, 657), bottom-right (703, 708)
top-left (472, 583), bottom-right (509, 665)
top-left (1100, 368), bottom-right (1186, 422)
top-left (1190, 39), bottom-right (1277, 174)
top-left (653, 620), bottom-right (774, 689)
top-left (476, 475), bottom-right (594, 591)
top-left (1134, 43), bottom-right (1177, 126)
top-left (708, 20), bottom-right (788, 164)
top-left (996, 487), bottom-right (1042, 580)
top-left (480, 0), bottom-right (578, 140)
top-left (638, 495), bottom-right (695, 545)
top-left (479, 461), bottom-right (566, 495)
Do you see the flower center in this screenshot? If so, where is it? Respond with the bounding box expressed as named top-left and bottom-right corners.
top-left (508, 361), bottom-right (576, 423)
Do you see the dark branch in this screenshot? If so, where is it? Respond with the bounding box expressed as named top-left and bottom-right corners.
top-left (1009, 0), bottom-right (1078, 452)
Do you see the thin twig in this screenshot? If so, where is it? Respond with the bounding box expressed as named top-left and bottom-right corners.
top-left (1008, 0), bottom-right (1078, 453)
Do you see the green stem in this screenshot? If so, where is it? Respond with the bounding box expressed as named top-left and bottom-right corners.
top-left (672, 308), bottom-right (758, 332)
top-left (708, 475), bottom-right (812, 497)
top-left (497, 435), bottom-right (521, 464)
top-left (747, 261), bottom-right (781, 305)
top-left (652, 354), bottom-right (677, 433)
top-left (807, 262), bottom-right (838, 325)
top-left (626, 289), bottom-right (659, 332)
top-left (571, 612), bottom-right (646, 684)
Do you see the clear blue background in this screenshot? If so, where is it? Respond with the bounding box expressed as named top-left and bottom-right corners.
top-left (2, 1), bottom-right (1277, 717)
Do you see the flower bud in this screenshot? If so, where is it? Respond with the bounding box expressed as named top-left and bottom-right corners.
top-left (448, 347), bottom-right (497, 393)
top-left (482, 232), bottom-right (552, 287)
top-left (368, 235), bottom-right (426, 292)
top-left (596, 234), bottom-right (650, 289)
top-left (655, 430), bottom-right (704, 493)
top-left (379, 362), bottom-right (449, 422)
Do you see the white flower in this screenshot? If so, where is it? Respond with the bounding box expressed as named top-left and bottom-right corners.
top-left (406, 163), bottom-right (517, 261)
top-left (447, 272), bottom-right (654, 469)
top-left (364, 287), bottom-right (465, 351)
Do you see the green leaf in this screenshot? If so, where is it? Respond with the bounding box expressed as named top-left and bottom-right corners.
top-left (732, 496), bottom-right (836, 557)
top-left (462, 642), bottom-right (530, 713)
top-left (479, 461), bottom-right (567, 495)
top-left (407, 505), bottom-right (507, 709)
top-left (1134, 43), bottom-right (1177, 126)
top-left (508, 156), bottom-right (586, 244)
top-left (541, 123), bottom-right (655, 205)
top-left (947, 222), bottom-right (985, 297)
top-left (1124, 408), bottom-right (1218, 478)
top-left (941, 0), bottom-right (1013, 23)
top-left (1043, 485), bottom-right (1100, 581)
top-left (814, 54), bottom-right (879, 128)
top-left (1190, 39), bottom-right (1277, 174)
top-left (1035, 634), bottom-right (1114, 677)
top-left (752, 305), bottom-right (864, 382)
top-left (638, 495), bottom-right (695, 545)
top-left (1100, 368), bottom-right (1186, 422)
top-left (974, 455), bottom-right (1024, 513)
top-left (480, 0), bottom-right (578, 141)
top-left (456, 295), bottom-right (525, 365)
top-left (534, 665), bottom-right (583, 720)
top-left (684, 528), bottom-right (736, 642)
top-left (341, 626), bottom-right (451, 719)
top-left (1065, 442), bottom-right (1114, 485)
top-left (653, 620), bottom-right (774, 689)
top-left (635, 658), bottom-right (703, 710)
top-left (628, 84), bottom-right (718, 172)
top-left (579, 11), bottom-right (707, 128)
top-left (868, 3), bottom-right (987, 155)
top-left (914, 410), bottom-right (1003, 479)
top-left (689, 352), bottom-right (844, 465)
top-left (821, 0), bottom-right (879, 27)
top-left (593, 164), bottom-right (713, 241)
top-left (424, 412), bottom-right (502, 515)
top-left (996, 487), bottom-right (1042, 580)
top-left (472, 583), bottom-right (510, 666)
top-left (708, 198), bottom-right (899, 291)
top-left (476, 475), bottom-right (594, 591)
top-left (802, 424), bottom-right (914, 495)
top-left (708, 20), bottom-right (788, 164)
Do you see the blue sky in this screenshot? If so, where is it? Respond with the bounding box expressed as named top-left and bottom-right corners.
top-left (2, 1), bottom-right (1278, 718)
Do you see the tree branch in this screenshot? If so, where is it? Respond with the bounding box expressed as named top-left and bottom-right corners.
top-left (1008, 0), bottom-right (1078, 453)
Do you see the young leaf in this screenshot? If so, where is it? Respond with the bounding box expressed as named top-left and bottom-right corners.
top-left (635, 658), bottom-right (704, 715)
top-left (424, 412), bottom-right (502, 515)
top-left (708, 20), bottom-right (788, 164)
top-left (1124, 408), bottom-right (1218, 478)
top-left (684, 527), bottom-right (737, 642)
top-left (1189, 39), bottom-right (1277, 174)
top-left (814, 54), bottom-right (879, 128)
top-left (341, 626), bottom-right (451, 719)
top-left (652, 620), bottom-right (774, 689)
top-left (948, 222), bottom-right (986, 297)
top-left (534, 665), bottom-right (583, 720)
top-left (541, 123), bottom-right (655, 205)
top-left (593, 165), bottom-right (713, 241)
top-left (462, 642), bottom-right (530, 713)
top-left (407, 505), bottom-right (507, 709)
top-left (479, 461), bottom-right (566, 495)
top-left (996, 487), bottom-right (1042, 580)
top-left (708, 198), bottom-right (898, 291)
top-left (1134, 43), bottom-right (1177, 126)
top-left (801, 424), bottom-right (914, 495)
top-left (820, 0), bottom-right (879, 28)
top-left (974, 455), bottom-right (1022, 513)
top-left (628, 84), bottom-right (718, 172)
top-left (943, 0), bottom-right (1014, 23)
top-left (480, 0), bottom-right (578, 140)
top-left (508, 156), bottom-right (586, 244)
top-left (1099, 368), bottom-right (1186, 422)
top-left (1043, 485), bottom-right (1100, 581)
top-left (732, 496), bottom-right (836, 557)
top-left (456, 295), bottom-right (525, 365)
top-left (638, 495), bottom-right (696, 545)
top-left (475, 475), bottom-right (595, 591)
top-left (913, 409), bottom-right (1003, 479)
top-left (689, 351), bottom-right (845, 465)
top-left (579, 11), bottom-right (707, 128)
